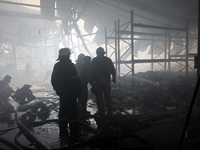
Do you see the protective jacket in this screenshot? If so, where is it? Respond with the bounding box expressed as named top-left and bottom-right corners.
top-left (51, 59), bottom-right (81, 97)
top-left (51, 58), bottom-right (81, 136)
top-left (89, 56), bottom-right (116, 82)
top-left (89, 55), bottom-right (116, 116)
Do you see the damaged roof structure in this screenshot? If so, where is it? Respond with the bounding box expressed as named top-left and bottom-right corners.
top-left (0, 0), bottom-right (200, 150)
top-left (0, 0), bottom-right (198, 75)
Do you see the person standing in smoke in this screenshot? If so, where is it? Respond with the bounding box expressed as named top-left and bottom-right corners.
top-left (51, 48), bottom-right (81, 138)
top-left (0, 75), bottom-right (15, 119)
top-left (75, 53), bottom-right (85, 75)
top-left (25, 63), bottom-right (31, 76)
top-left (89, 47), bottom-right (116, 117)
top-left (79, 56), bottom-right (92, 119)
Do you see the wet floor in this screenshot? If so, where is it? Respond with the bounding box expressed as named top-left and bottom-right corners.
top-left (0, 87), bottom-right (99, 150)
top-left (1, 72), bottom-right (200, 150)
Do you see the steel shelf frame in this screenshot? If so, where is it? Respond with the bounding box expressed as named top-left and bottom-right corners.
top-left (105, 10), bottom-right (197, 76)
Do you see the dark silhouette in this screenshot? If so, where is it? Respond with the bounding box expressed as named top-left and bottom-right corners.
top-left (0, 75), bottom-right (15, 121)
top-left (75, 53), bottom-right (85, 75)
top-left (51, 48), bottom-right (81, 138)
top-left (79, 56), bottom-right (91, 118)
top-left (25, 63), bottom-right (31, 76)
top-left (89, 47), bottom-right (116, 117)
top-left (12, 84), bottom-right (51, 122)
top-left (12, 84), bottom-right (35, 105)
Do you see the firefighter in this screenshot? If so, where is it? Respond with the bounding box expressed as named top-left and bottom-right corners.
top-left (75, 53), bottom-right (85, 75)
top-left (0, 75), bottom-right (15, 118)
top-left (89, 47), bottom-right (116, 117)
top-left (25, 63), bottom-right (31, 76)
top-left (51, 48), bottom-right (81, 138)
top-left (79, 56), bottom-right (92, 118)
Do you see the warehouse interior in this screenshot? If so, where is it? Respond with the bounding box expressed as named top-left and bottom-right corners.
top-left (0, 0), bottom-right (200, 150)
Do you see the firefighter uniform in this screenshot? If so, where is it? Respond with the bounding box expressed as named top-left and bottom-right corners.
top-left (51, 48), bottom-right (81, 137)
top-left (79, 56), bottom-right (91, 116)
top-left (0, 75), bottom-right (14, 116)
top-left (89, 47), bottom-right (116, 116)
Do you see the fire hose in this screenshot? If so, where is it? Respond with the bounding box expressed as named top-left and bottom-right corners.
top-left (14, 107), bottom-right (48, 150)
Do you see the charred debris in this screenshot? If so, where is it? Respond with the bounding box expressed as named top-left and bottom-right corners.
top-left (0, 70), bottom-right (200, 150)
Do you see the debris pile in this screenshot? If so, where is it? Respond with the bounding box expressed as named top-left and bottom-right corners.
top-left (111, 71), bottom-right (196, 115)
top-left (0, 71), bottom-right (199, 150)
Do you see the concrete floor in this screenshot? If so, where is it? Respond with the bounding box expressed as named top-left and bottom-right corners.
top-left (1, 113), bottom-right (200, 150)
top-left (135, 118), bottom-right (200, 150)
top-left (1, 74), bottom-right (199, 150)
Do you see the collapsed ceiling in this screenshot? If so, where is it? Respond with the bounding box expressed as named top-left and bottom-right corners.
top-left (0, 0), bottom-right (198, 73)
top-left (0, 0), bottom-right (198, 42)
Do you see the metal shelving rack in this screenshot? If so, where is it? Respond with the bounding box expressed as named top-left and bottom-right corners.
top-left (105, 10), bottom-right (197, 76)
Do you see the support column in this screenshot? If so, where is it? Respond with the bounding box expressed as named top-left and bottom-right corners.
top-left (114, 21), bottom-right (118, 74)
top-left (186, 21), bottom-right (189, 75)
top-left (164, 31), bottom-right (167, 70)
top-left (131, 10), bottom-right (134, 76)
top-left (117, 19), bottom-right (120, 76)
top-left (105, 27), bottom-right (108, 57)
top-left (12, 45), bottom-right (17, 74)
top-left (168, 31), bottom-right (171, 71)
top-left (151, 35), bottom-right (153, 70)
top-left (197, 0), bottom-right (200, 78)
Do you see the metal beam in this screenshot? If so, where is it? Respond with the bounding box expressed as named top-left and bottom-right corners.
top-left (119, 23), bottom-right (186, 32)
top-left (118, 58), bottom-right (194, 64)
top-left (112, 0), bottom-right (186, 24)
top-left (0, 0), bottom-right (41, 8)
top-left (0, 9), bottom-right (61, 20)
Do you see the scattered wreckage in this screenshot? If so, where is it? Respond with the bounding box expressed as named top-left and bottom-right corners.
top-left (0, 71), bottom-right (199, 150)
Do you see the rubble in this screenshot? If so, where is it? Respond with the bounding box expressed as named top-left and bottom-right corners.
top-left (111, 71), bottom-right (196, 116)
top-left (0, 71), bottom-right (199, 150)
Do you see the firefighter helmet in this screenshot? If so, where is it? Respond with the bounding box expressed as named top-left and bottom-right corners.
top-left (57, 48), bottom-right (71, 60)
top-left (76, 53), bottom-right (85, 62)
top-left (59, 48), bottom-right (71, 57)
top-left (96, 47), bottom-right (106, 54)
